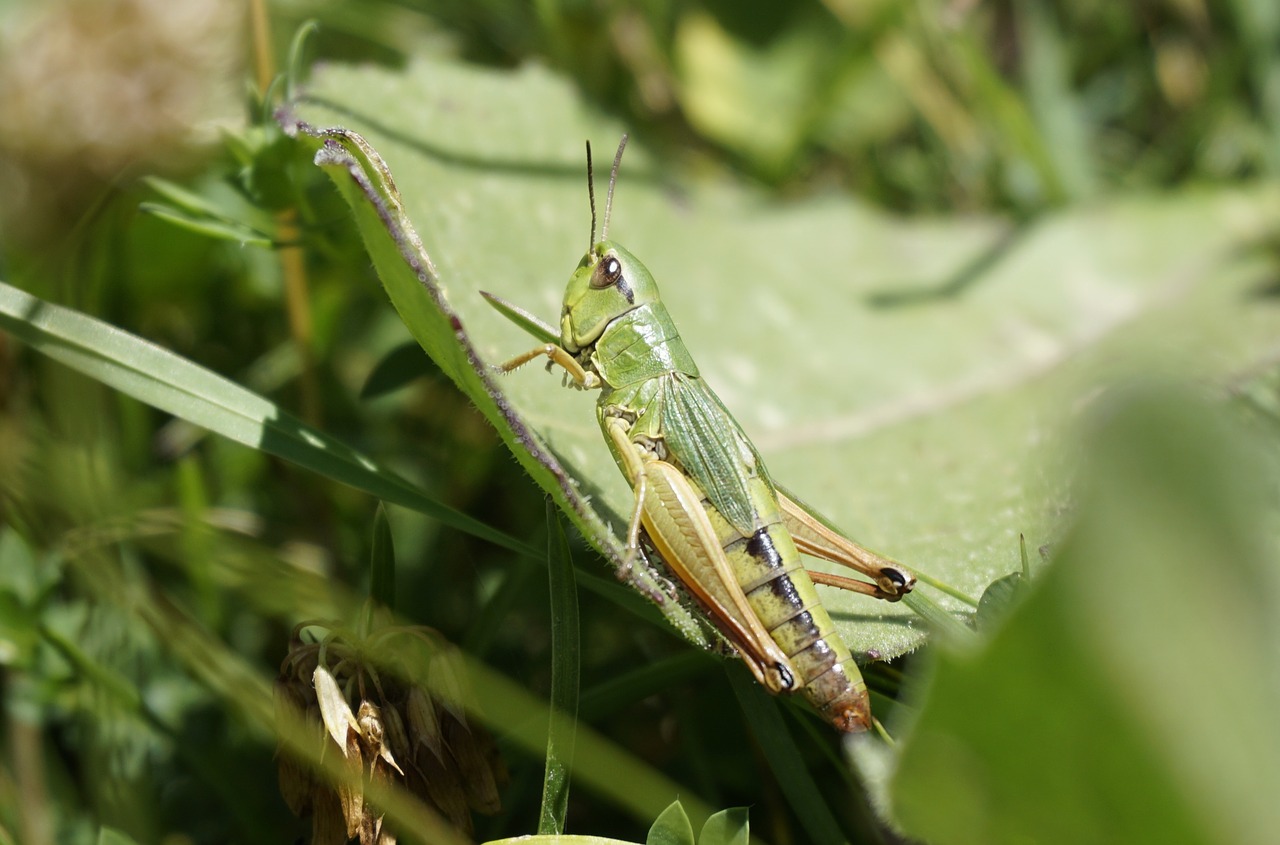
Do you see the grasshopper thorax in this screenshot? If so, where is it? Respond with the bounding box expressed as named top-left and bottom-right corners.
top-left (560, 239), bottom-right (660, 353)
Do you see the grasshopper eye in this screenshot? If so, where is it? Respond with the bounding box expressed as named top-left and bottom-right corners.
top-left (591, 256), bottom-right (623, 289)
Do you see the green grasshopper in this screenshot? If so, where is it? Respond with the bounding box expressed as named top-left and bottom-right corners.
top-left (483, 136), bottom-right (916, 732)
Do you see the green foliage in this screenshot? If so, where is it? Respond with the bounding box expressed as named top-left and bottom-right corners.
top-left (484, 800), bottom-right (746, 845)
top-left (888, 388), bottom-right (1280, 844)
top-left (645, 801), bottom-right (695, 845)
top-left (368, 502), bottom-right (397, 612)
top-left (1, 2), bottom-right (1279, 844)
top-left (288, 55), bottom-right (1280, 661)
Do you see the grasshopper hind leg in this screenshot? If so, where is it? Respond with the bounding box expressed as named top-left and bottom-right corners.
top-left (778, 490), bottom-right (917, 601)
top-left (807, 568), bottom-right (911, 599)
top-left (604, 416), bottom-right (799, 695)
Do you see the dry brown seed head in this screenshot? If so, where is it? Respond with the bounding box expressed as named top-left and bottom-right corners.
top-left (405, 686), bottom-right (444, 764)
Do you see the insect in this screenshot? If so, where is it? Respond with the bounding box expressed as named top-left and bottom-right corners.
top-left (483, 136), bottom-right (916, 732)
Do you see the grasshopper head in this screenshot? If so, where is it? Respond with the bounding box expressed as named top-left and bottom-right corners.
top-left (559, 239), bottom-right (658, 353)
top-left (560, 135), bottom-right (660, 353)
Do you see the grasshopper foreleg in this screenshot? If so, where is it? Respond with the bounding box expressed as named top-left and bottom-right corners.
top-left (495, 344), bottom-right (600, 390)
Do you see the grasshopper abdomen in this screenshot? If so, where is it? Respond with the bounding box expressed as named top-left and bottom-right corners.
top-left (672, 462), bottom-right (871, 730)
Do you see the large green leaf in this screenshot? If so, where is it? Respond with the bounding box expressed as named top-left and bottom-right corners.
top-left (286, 55), bottom-right (1280, 659)
top-left (887, 388), bottom-right (1280, 845)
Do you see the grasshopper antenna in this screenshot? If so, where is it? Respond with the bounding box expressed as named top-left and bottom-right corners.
top-left (601, 133), bottom-right (629, 242)
top-left (586, 140), bottom-right (597, 250)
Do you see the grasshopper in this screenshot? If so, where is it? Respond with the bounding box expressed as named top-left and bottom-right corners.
top-left (483, 136), bottom-right (916, 732)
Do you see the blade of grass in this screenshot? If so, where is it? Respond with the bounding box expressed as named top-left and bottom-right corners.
top-left (539, 500), bottom-right (581, 834)
top-left (725, 669), bottom-right (849, 845)
top-left (0, 279), bottom-right (535, 558)
top-left (138, 202), bottom-right (277, 247)
top-left (369, 502), bottom-right (396, 610)
top-left (1016, 0), bottom-right (1096, 201)
top-left (903, 590), bottom-right (977, 648)
top-left (577, 652), bottom-right (711, 723)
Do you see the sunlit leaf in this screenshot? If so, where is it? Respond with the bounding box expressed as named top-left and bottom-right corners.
top-left (888, 388), bottom-right (1280, 845)
top-left (286, 56), bottom-right (1280, 662)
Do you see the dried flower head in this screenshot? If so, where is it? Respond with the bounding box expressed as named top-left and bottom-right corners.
top-left (275, 621), bottom-right (506, 842)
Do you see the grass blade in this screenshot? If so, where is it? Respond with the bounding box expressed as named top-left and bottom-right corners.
top-left (725, 669), bottom-right (849, 844)
top-left (0, 280), bottom-right (535, 557)
top-left (539, 499), bottom-right (581, 834)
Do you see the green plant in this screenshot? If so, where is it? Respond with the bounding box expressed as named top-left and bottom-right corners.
top-left (2, 3), bottom-right (1279, 844)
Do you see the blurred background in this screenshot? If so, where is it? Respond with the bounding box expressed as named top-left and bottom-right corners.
top-left (1, 1), bottom-right (1278, 844)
